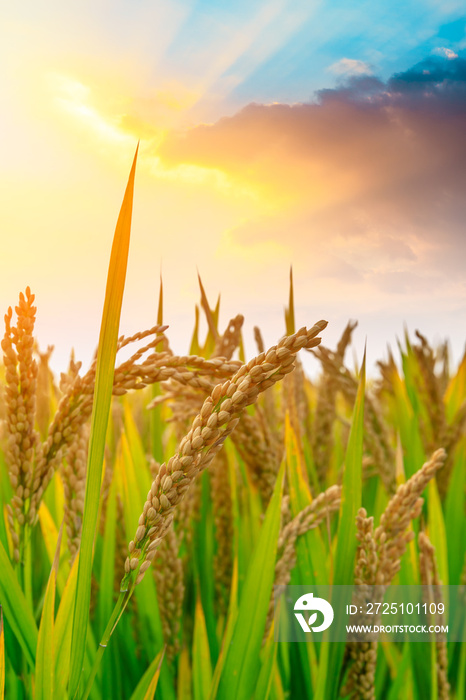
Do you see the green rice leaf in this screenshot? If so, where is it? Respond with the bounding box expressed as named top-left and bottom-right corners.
top-left (427, 479), bottom-right (448, 586)
top-left (285, 414), bottom-right (328, 586)
top-left (69, 145), bottom-right (138, 699)
top-left (96, 472), bottom-right (118, 637)
top-left (129, 648), bottom-right (164, 700)
top-left (38, 502), bottom-right (68, 594)
top-left (209, 558), bottom-right (238, 700)
top-left (254, 624), bottom-right (277, 700)
top-left (35, 525), bottom-right (62, 700)
top-left (445, 439), bottom-right (466, 584)
top-left (177, 647), bottom-right (192, 700)
top-left (193, 597), bottom-right (213, 700)
top-left (35, 572), bottom-right (56, 699)
top-left (387, 645), bottom-right (412, 700)
top-left (0, 539), bottom-right (37, 668)
top-left (216, 460), bottom-right (284, 700)
top-left (444, 352), bottom-right (466, 421)
top-left (0, 608), bottom-right (4, 700)
top-left (0, 454), bottom-right (12, 554)
top-left (119, 432), bottom-right (161, 654)
top-left (457, 640), bottom-right (466, 700)
top-left (54, 555), bottom-right (80, 700)
top-left (333, 349), bottom-right (365, 584)
top-left (315, 349), bottom-right (365, 700)
top-left (193, 471), bottom-right (217, 662)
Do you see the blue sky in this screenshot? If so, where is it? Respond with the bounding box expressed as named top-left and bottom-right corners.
top-left (158, 1), bottom-right (466, 118)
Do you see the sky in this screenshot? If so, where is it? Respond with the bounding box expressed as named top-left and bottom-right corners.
top-left (1, 1), bottom-right (465, 378)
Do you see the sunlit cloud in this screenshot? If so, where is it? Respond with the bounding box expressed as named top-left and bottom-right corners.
top-left (433, 46), bottom-right (458, 59)
top-left (158, 56), bottom-right (466, 314)
top-left (327, 58), bottom-right (373, 76)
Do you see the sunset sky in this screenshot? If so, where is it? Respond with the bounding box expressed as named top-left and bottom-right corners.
top-left (1, 1), bottom-right (465, 376)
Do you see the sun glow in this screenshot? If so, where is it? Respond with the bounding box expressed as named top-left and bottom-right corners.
top-left (49, 73), bottom-right (134, 144)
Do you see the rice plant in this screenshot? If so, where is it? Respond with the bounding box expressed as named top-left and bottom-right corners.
top-left (0, 153), bottom-right (465, 699)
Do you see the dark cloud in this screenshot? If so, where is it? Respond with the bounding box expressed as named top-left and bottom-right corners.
top-left (388, 56), bottom-right (466, 92)
top-left (158, 56), bottom-right (466, 290)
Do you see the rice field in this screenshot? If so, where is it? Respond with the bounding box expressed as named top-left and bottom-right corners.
top-left (0, 155), bottom-right (465, 699)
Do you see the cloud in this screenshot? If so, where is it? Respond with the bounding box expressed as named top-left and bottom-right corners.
top-left (433, 46), bottom-right (459, 59)
top-left (327, 58), bottom-right (373, 76)
top-left (157, 56), bottom-right (466, 303)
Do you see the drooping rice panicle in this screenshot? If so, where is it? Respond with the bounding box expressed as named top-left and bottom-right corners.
top-left (176, 476), bottom-right (201, 562)
top-left (253, 326), bottom-right (265, 354)
top-left (274, 485), bottom-right (342, 588)
top-left (35, 345), bottom-right (56, 439)
top-left (439, 401), bottom-right (466, 498)
top-left (431, 339), bottom-right (450, 397)
top-left (28, 362), bottom-right (95, 524)
top-left (341, 509), bottom-right (378, 700)
top-left (264, 484), bottom-right (341, 637)
top-left (61, 424), bottom-right (89, 562)
top-left (291, 358), bottom-right (311, 431)
top-left (343, 450), bottom-right (447, 699)
top-left (123, 321), bottom-right (327, 587)
top-left (374, 448), bottom-right (446, 585)
top-left (254, 325), bottom-right (278, 428)
top-left (342, 642), bottom-right (377, 700)
top-left (375, 347), bottom-right (398, 399)
top-left (153, 525), bottom-right (184, 662)
top-left (21, 321), bottom-right (259, 525)
top-left (418, 531), bottom-right (450, 700)
top-left (113, 494), bottom-right (128, 594)
top-left (213, 314), bottom-right (244, 360)
top-left (282, 361), bottom-right (308, 455)
top-left (210, 450), bottom-right (233, 616)
top-left (231, 408), bottom-right (282, 505)
top-left (312, 321), bottom-right (358, 483)
top-left (153, 352), bottom-right (283, 505)
top-left (413, 330), bottom-right (447, 452)
top-left (314, 344), bottom-right (396, 493)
